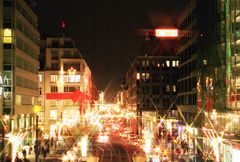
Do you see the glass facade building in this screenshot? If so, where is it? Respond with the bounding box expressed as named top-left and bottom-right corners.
top-left (177, 0), bottom-right (240, 125)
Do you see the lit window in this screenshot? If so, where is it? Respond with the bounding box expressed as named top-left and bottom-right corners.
top-left (176, 61), bottom-right (179, 66)
top-left (63, 75), bottom-right (69, 82)
top-left (16, 95), bottom-right (21, 105)
top-left (50, 110), bottom-right (57, 120)
top-left (146, 73), bottom-right (150, 79)
top-left (137, 73), bottom-right (140, 80)
top-left (172, 61), bottom-right (177, 67)
top-left (203, 59), bottom-right (207, 65)
top-left (50, 101), bottom-right (57, 106)
top-left (26, 118), bottom-right (29, 127)
top-left (4, 29), bottom-right (12, 37)
top-left (166, 61), bottom-right (170, 67)
top-left (38, 75), bottom-right (42, 82)
top-left (74, 75), bottom-right (80, 82)
top-left (141, 73), bottom-right (146, 79)
top-left (166, 85), bottom-right (170, 92)
top-left (3, 28), bottom-right (12, 43)
top-left (3, 37), bottom-right (12, 43)
top-left (173, 85), bottom-right (176, 92)
top-left (69, 75), bottom-right (81, 83)
top-left (50, 75), bottom-right (57, 82)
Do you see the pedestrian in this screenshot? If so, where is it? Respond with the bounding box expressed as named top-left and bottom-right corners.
top-left (50, 137), bottom-right (54, 147)
top-left (43, 146), bottom-right (47, 159)
top-left (15, 153), bottom-right (22, 162)
top-left (29, 145), bottom-right (33, 155)
top-left (4, 154), bottom-right (12, 162)
top-left (22, 150), bottom-right (30, 162)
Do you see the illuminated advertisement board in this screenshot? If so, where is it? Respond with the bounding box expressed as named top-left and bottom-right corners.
top-left (155, 29), bottom-right (178, 37)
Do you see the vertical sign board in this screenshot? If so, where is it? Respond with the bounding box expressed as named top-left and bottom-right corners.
top-left (0, 75), bottom-right (9, 99)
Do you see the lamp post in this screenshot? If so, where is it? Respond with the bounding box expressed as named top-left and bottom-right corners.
top-left (33, 105), bottom-right (41, 162)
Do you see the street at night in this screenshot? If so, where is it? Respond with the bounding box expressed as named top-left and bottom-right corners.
top-left (1, 0), bottom-right (240, 162)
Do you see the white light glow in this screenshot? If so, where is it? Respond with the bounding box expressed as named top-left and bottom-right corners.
top-left (81, 136), bottom-right (88, 157)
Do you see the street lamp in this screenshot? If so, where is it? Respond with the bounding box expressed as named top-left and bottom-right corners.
top-left (33, 105), bottom-right (41, 162)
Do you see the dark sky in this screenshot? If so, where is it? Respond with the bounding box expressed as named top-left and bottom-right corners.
top-left (34, 0), bottom-right (188, 101)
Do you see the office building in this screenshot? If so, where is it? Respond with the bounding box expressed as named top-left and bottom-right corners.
top-left (39, 37), bottom-right (92, 136)
top-left (0, 0), bottom-right (40, 152)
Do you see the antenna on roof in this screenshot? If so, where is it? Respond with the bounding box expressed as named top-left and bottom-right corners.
top-left (145, 30), bottom-right (150, 41)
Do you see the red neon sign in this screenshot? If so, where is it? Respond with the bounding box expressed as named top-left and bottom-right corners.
top-left (155, 29), bottom-right (178, 37)
top-left (46, 90), bottom-right (91, 101)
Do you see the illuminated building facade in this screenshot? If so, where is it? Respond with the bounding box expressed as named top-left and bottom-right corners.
top-left (0, 0), bottom-right (40, 149)
top-left (39, 37), bottom-right (92, 136)
top-left (125, 53), bottom-right (178, 134)
top-left (177, 0), bottom-right (240, 124)
top-left (177, 1), bottom-right (240, 161)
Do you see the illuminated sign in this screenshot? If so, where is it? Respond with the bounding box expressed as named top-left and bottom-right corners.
top-left (0, 75), bottom-right (10, 99)
top-left (155, 29), bottom-right (178, 37)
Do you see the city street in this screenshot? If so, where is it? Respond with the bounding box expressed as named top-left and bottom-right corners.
top-left (1, 0), bottom-right (240, 162)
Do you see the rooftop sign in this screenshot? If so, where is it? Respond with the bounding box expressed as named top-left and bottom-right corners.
top-left (155, 29), bottom-right (178, 37)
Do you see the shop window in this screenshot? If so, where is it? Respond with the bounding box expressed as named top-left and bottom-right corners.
top-left (50, 110), bottom-right (57, 120)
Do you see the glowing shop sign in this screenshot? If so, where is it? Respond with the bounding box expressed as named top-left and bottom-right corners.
top-left (0, 75), bottom-right (10, 99)
top-left (155, 29), bottom-right (178, 37)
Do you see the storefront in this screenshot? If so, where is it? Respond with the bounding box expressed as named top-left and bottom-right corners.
top-left (222, 140), bottom-right (240, 162)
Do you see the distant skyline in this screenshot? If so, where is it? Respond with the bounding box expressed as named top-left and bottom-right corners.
top-left (34, 0), bottom-right (188, 101)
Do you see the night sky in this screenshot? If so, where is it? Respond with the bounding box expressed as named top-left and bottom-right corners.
top-left (34, 0), bottom-right (188, 101)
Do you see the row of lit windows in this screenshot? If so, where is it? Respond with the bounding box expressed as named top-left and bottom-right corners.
top-left (3, 28), bottom-right (13, 44)
top-left (18, 116), bottom-right (34, 129)
top-left (50, 86), bottom-right (79, 92)
top-left (50, 75), bottom-right (81, 83)
top-left (136, 73), bottom-right (178, 83)
top-left (16, 56), bottom-right (38, 74)
top-left (138, 60), bottom-right (179, 68)
top-left (16, 95), bottom-right (37, 106)
top-left (16, 37), bottom-right (38, 60)
top-left (137, 73), bottom-right (150, 80)
top-left (49, 100), bottom-right (78, 107)
top-left (16, 19), bottom-right (38, 45)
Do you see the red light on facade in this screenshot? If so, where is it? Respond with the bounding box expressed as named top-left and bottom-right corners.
top-left (61, 20), bottom-right (65, 29)
top-left (155, 29), bottom-right (178, 37)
